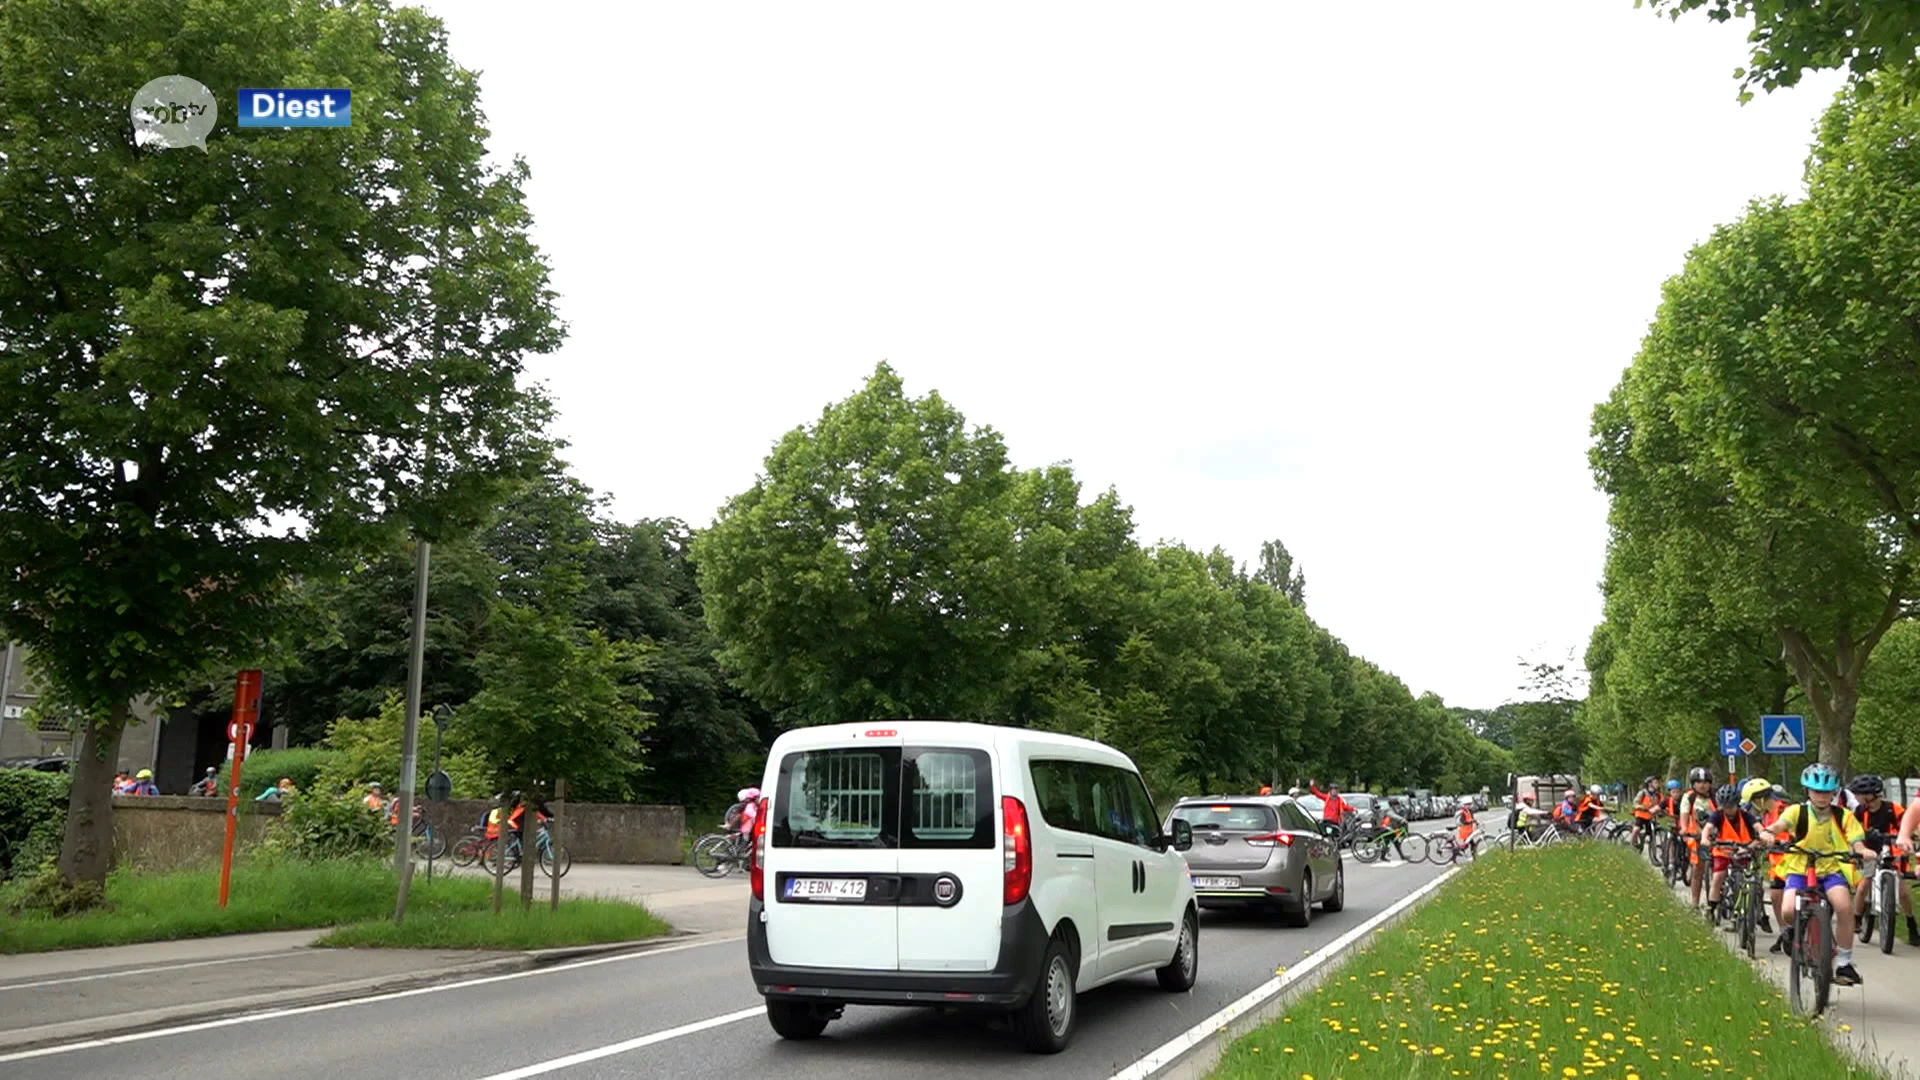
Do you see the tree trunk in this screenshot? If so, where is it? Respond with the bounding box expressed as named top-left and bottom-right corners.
top-left (1811, 684), bottom-right (1857, 778)
top-left (59, 703), bottom-right (130, 886)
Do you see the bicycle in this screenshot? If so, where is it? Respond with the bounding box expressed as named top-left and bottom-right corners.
top-left (1856, 829), bottom-right (1906, 956)
top-left (484, 822), bottom-right (572, 879)
top-left (1706, 842), bottom-right (1767, 958)
top-left (692, 828), bottom-right (751, 877)
top-left (392, 806), bottom-right (447, 861)
top-left (1430, 827), bottom-right (1491, 863)
top-left (1776, 845), bottom-right (1869, 1017)
top-left (1351, 823), bottom-right (1423, 864)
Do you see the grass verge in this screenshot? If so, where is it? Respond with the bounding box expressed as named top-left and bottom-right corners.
top-left (313, 896), bottom-right (671, 949)
top-left (0, 856), bottom-right (495, 953)
top-left (1210, 842), bottom-right (1882, 1079)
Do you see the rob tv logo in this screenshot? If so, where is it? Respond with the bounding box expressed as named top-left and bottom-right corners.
top-left (238, 88), bottom-right (352, 128)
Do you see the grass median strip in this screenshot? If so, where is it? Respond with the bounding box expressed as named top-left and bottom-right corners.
top-left (313, 897), bottom-right (671, 949)
top-left (1210, 842), bottom-right (1881, 1079)
top-left (0, 856), bottom-right (496, 953)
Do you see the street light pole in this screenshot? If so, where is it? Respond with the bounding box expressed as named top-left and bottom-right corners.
top-left (392, 536), bottom-right (431, 922)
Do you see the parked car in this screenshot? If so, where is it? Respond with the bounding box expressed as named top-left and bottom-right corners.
top-left (1165, 795), bottom-right (1343, 925)
top-left (745, 720), bottom-right (1198, 1055)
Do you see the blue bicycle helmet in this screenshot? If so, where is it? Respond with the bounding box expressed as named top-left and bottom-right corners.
top-left (1800, 762), bottom-right (1841, 792)
top-left (1666, 779), bottom-right (1681, 790)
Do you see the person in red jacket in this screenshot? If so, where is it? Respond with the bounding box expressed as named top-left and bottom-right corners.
top-left (1310, 779), bottom-right (1353, 828)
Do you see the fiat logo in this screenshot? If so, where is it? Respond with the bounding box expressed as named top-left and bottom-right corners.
top-left (932, 875), bottom-right (960, 905)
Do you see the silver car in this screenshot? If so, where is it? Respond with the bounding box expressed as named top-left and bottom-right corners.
top-left (1166, 796), bottom-right (1343, 927)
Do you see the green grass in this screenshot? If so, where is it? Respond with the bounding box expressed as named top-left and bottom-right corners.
top-left (1210, 843), bottom-right (1882, 1080)
top-left (313, 896), bottom-right (672, 949)
top-left (0, 856), bottom-right (495, 953)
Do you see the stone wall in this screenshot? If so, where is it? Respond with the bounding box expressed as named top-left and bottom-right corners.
top-left (110, 795), bottom-right (282, 873)
top-left (417, 799), bottom-right (685, 865)
top-left (108, 795), bottom-right (685, 871)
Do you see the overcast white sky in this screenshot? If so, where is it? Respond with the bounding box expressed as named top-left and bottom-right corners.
top-left (415, 1), bottom-right (1842, 710)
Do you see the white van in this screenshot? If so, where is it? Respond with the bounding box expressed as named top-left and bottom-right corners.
top-left (744, 720), bottom-right (1199, 1053)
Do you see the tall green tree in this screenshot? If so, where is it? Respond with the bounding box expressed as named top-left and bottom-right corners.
top-left (0, 0), bottom-right (561, 885)
top-left (1591, 83), bottom-right (1920, 775)
top-left (1640, 0), bottom-right (1920, 100)
top-left (1252, 538), bottom-right (1307, 606)
top-left (696, 363), bottom-right (1064, 724)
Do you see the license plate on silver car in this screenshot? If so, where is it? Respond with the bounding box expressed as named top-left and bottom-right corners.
top-left (783, 877), bottom-right (868, 901)
top-left (1192, 875), bottom-right (1241, 889)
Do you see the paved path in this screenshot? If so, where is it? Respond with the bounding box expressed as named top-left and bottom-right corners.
top-left (2, 856), bottom-right (1453, 1079)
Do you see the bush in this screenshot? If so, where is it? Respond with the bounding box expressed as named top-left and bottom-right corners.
top-left (312, 692), bottom-right (495, 798)
top-left (0, 768), bottom-right (69, 881)
top-left (264, 791), bottom-right (389, 860)
top-left (2, 861), bottom-right (102, 916)
top-left (213, 747), bottom-right (341, 798)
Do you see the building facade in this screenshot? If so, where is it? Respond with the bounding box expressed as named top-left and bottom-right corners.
top-left (0, 642), bottom-right (199, 790)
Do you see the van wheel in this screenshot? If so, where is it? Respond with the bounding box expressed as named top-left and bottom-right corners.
top-left (1156, 908), bottom-right (1198, 991)
top-left (1321, 863), bottom-right (1346, 913)
top-left (1284, 872), bottom-right (1314, 927)
top-left (766, 1000), bottom-right (833, 1040)
top-left (1012, 937), bottom-right (1076, 1054)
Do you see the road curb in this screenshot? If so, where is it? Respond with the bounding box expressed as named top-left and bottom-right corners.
top-left (0, 954), bottom-right (533, 1056)
top-left (525, 928), bottom-right (707, 966)
top-left (1112, 862), bottom-right (1467, 1080)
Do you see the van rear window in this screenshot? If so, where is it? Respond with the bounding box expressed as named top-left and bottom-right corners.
top-left (772, 745), bottom-right (994, 850)
top-left (1171, 803), bottom-right (1277, 832)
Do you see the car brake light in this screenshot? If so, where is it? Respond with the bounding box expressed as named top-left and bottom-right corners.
top-left (749, 796), bottom-right (769, 900)
top-left (864, 728), bottom-right (897, 737)
top-left (1245, 833), bottom-right (1293, 847)
top-left (1003, 796), bottom-right (1032, 905)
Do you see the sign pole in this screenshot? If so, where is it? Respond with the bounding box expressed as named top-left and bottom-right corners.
top-left (218, 670), bottom-right (262, 909)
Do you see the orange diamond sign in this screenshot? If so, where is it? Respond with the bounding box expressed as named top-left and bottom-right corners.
top-left (1739, 737), bottom-right (1757, 755)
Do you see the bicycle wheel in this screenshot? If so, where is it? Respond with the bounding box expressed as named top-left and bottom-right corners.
top-left (486, 837), bottom-right (521, 875)
top-left (1735, 873), bottom-right (1757, 957)
top-left (1430, 835), bottom-right (1457, 864)
top-left (539, 840), bottom-right (571, 879)
top-left (451, 834), bottom-right (483, 868)
top-left (1353, 838), bottom-right (1382, 864)
top-left (693, 834), bottom-right (736, 877)
top-left (1880, 870), bottom-right (1899, 956)
top-left (1401, 833), bottom-right (1429, 863)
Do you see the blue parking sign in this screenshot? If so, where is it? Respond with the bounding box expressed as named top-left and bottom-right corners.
top-left (1719, 728), bottom-right (1742, 756)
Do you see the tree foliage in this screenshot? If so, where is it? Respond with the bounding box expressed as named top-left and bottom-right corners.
top-left (0, 0), bottom-right (561, 885)
top-left (1589, 83), bottom-right (1920, 777)
top-left (699, 364), bottom-right (1499, 797)
top-left (1641, 0), bottom-right (1920, 101)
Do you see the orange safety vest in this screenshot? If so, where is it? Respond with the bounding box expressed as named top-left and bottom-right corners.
top-left (1679, 793), bottom-right (1710, 836)
top-left (1456, 806), bottom-right (1476, 842)
top-left (1634, 792), bottom-right (1657, 820)
top-left (1762, 804), bottom-right (1787, 877)
top-left (1716, 809), bottom-right (1755, 846)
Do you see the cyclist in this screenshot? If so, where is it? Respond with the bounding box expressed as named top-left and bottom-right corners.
top-left (1454, 799), bottom-right (1477, 850)
top-left (1576, 784), bottom-right (1607, 832)
top-left (1760, 762), bottom-right (1876, 986)
top-left (1630, 776), bottom-right (1660, 847)
top-left (1702, 782), bottom-right (1766, 927)
top-left (1677, 767), bottom-right (1716, 907)
top-left (1551, 788), bottom-right (1580, 832)
top-left (735, 786), bottom-right (762, 846)
top-left (1848, 774), bottom-right (1919, 947)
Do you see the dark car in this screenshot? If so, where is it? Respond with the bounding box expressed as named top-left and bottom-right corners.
top-left (0, 755), bottom-right (71, 773)
top-left (1165, 795), bottom-right (1344, 926)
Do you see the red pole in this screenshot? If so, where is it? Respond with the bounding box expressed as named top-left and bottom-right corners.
top-left (218, 670), bottom-right (262, 909)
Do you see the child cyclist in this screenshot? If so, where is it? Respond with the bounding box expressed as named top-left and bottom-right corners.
top-left (1701, 779), bottom-right (1773, 933)
top-left (1760, 763), bottom-right (1878, 986)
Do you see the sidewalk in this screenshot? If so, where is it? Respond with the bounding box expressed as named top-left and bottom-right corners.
top-left (1663, 869), bottom-right (1920, 1079)
top-left (0, 863), bottom-right (740, 1054)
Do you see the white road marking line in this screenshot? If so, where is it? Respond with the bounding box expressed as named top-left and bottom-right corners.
top-left (0, 951), bottom-right (310, 993)
top-left (1109, 866), bottom-right (1462, 1080)
top-left (469, 1006), bottom-right (765, 1079)
top-left (0, 934), bottom-right (743, 1064)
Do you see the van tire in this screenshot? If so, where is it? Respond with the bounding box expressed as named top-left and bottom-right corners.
top-left (1321, 863), bottom-right (1346, 913)
top-left (1012, 937), bottom-right (1076, 1054)
top-left (1283, 872), bottom-right (1314, 927)
top-left (1156, 908), bottom-right (1199, 992)
top-left (766, 1000), bottom-right (833, 1040)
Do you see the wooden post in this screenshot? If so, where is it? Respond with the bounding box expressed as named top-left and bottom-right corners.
top-left (491, 790), bottom-right (509, 916)
top-left (550, 778), bottom-right (566, 912)
top-left (519, 787), bottom-right (538, 910)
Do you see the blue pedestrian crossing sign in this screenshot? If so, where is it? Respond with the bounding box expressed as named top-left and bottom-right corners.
top-left (1719, 728), bottom-right (1742, 756)
top-left (1761, 715), bottom-right (1806, 755)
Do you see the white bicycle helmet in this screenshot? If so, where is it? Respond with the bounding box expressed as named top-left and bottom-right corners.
top-left (738, 787), bottom-right (761, 802)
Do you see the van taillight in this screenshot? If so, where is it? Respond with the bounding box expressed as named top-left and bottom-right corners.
top-left (749, 796), bottom-right (769, 900)
top-left (1002, 796), bottom-right (1032, 906)
top-left (1245, 833), bottom-right (1293, 847)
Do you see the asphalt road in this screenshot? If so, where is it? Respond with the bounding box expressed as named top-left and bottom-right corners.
top-left (9, 853), bottom-right (1453, 1080)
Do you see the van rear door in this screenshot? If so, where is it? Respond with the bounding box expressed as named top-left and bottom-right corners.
top-left (765, 740), bottom-right (901, 971)
top-left (896, 743), bottom-right (1002, 972)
